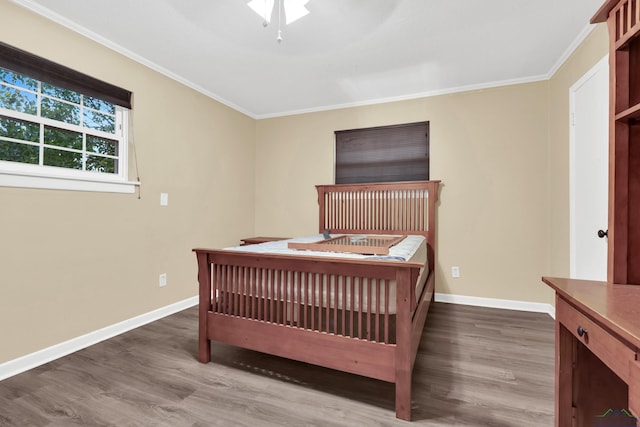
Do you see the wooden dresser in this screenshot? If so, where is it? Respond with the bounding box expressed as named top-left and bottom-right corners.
top-left (543, 277), bottom-right (640, 425)
top-left (543, 0), bottom-right (640, 425)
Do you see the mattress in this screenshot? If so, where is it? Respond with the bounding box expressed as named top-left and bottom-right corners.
top-left (226, 234), bottom-right (424, 260)
top-left (221, 234), bottom-right (429, 314)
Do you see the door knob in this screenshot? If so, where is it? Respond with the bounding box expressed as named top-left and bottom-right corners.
top-left (597, 229), bottom-right (608, 238)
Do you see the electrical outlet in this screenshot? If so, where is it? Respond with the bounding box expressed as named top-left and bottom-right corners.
top-left (159, 273), bottom-right (167, 287)
top-left (451, 266), bottom-right (460, 278)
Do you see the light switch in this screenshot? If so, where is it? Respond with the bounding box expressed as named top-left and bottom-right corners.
top-left (160, 193), bottom-right (168, 206)
top-left (451, 266), bottom-right (460, 278)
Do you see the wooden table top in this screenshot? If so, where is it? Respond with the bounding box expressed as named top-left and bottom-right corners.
top-left (543, 276), bottom-right (640, 350)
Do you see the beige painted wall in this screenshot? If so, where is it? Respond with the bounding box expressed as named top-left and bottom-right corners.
top-left (0, 1), bottom-right (256, 364)
top-left (547, 24), bottom-right (609, 277)
top-left (254, 24), bottom-right (609, 307)
top-left (255, 82), bottom-right (553, 304)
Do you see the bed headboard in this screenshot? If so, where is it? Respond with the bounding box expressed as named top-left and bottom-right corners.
top-left (316, 180), bottom-right (441, 266)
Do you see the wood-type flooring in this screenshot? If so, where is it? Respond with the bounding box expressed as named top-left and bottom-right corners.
top-left (0, 302), bottom-right (554, 426)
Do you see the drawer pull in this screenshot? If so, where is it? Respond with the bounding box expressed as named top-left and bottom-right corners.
top-left (577, 325), bottom-right (588, 337)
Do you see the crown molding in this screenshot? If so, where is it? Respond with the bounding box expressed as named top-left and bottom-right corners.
top-left (10, 0), bottom-right (600, 120)
top-left (10, 0), bottom-right (256, 118)
top-left (546, 22), bottom-right (599, 79)
top-left (254, 74), bottom-right (550, 119)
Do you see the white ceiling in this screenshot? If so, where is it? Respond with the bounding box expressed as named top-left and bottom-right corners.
top-left (12, 0), bottom-right (605, 119)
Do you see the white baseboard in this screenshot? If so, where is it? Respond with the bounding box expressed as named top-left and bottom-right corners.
top-left (434, 293), bottom-right (556, 319)
top-left (0, 296), bottom-right (198, 382)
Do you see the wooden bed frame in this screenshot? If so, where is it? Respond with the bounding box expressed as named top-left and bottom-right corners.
top-left (194, 180), bottom-right (440, 421)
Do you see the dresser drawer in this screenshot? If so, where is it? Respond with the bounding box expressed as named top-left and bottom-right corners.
top-left (556, 297), bottom-right (636, 383)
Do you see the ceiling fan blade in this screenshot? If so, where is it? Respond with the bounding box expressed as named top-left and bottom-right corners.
top-left (284, 0), bottom-right (309, 25)
top-left (248, 0), bottom-right (275, 24)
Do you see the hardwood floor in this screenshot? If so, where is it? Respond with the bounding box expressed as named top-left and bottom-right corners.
top-left (0, 303), bottom-right (554, 426)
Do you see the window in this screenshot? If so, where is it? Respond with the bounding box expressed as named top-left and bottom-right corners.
top-left (0, 42), bottom-right (135, 193)
top-left (335, 121), bottom-right (429, 184)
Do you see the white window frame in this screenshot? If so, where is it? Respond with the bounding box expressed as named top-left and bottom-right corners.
top-left (0, 78), bottom-right (138, 194)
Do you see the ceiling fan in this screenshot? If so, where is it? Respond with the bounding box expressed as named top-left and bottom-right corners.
top-left (247, 0), bottom-right (310, 42)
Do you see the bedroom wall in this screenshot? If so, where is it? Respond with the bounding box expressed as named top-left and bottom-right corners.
top-left (0, 1), bottom-right (256, 364)
top-left (254, 23), bottom-right (609, 308)
top-left (547, 23), bottom-right (609, 278)
top-left (254, 82), bottom-right (553, 305)
top-left (0, 2), bottom-right (609, 368)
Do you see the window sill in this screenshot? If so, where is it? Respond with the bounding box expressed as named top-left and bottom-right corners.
top-left (0, 170), bottom-right (140, 193)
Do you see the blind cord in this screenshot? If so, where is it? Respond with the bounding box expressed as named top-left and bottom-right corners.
top-left (128, 109), bottom-right (141, 199)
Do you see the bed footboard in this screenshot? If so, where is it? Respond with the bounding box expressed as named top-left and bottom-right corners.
top-left (195, 250), bottom-right (422, 363)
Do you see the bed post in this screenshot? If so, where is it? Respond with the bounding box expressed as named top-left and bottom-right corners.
top-left (196, 250), bottom-right (212, 363)
top-left (316, 185), bottom-right (327, 233)
top-left (395, 267), bottom-right (413, 421)
top-left (426, 181), bottom-right (440, 271)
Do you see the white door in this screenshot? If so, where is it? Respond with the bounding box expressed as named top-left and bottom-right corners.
top-left (570, 55), bottom-right (609, 281)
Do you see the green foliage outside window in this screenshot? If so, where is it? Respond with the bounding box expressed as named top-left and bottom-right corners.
top-left (0, 67), bottom-right (119, 174)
